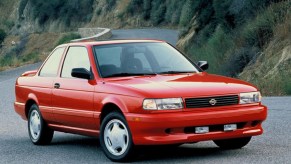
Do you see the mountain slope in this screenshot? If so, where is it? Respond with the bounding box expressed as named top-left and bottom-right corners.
top-left (0, 0), bottom-right (290, 95)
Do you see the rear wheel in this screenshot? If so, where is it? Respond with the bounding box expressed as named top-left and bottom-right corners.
top-left (213, 137), bottom-right (252, 149)
top-left (100, 112), bottom-right (134, 162)
top-left (28, 104), bottom-right (54, 145)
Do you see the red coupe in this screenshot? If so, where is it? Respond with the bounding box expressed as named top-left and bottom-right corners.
top-left (14, 40), bottom-right (267, 162)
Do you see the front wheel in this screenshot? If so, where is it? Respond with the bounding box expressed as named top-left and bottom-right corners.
top-left (28, 104), bottom-right (54, 145)
top-left (100, 112), bottom-right (135, 162)
top-left (213, 137), bottom-right (252, 149)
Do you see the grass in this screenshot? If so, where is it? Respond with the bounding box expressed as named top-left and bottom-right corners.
top-left (189, 26), bottom-right (234, 75)
top-left (0, 32), bottom-right (79, 71)
top-left (56, 33), bottom-right (81, 45)
top-left (184, 1), bottom-right (291, 95)
top-left (0, 50), bottom-right (40, 70)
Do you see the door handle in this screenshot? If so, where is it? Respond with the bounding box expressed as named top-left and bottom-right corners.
top-left (54, 83), bottom-right (60, 89)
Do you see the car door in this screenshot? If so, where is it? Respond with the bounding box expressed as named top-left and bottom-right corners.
top-left (52, 46), bottom-right (96, 130)
top-left (34, 47), bottom-right (65, 122)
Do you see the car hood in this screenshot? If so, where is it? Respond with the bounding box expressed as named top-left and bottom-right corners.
top-left (102, 72), bottom-right (258, 98)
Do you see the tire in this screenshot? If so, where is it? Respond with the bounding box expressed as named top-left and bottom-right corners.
top-left (100, 112), bottom-right (135, 162)
top-left (213, 137), bottom-right (252, 149)
top-left (28, 104), bottom-right (54, 145)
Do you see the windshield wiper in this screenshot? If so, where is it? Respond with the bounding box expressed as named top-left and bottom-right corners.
top-left (103, 72), bottom-right (157, 78)
top-left (158, 71), bottom-right (196, 74)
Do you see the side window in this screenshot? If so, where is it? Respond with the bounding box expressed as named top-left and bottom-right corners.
top-left (61, 47), bottom-right (91, 78)
top-left (39, 47), bottom-right (65, 77)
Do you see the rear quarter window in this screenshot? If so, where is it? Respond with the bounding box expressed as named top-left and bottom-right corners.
top-left (39, 47), bottom-right (65, 77)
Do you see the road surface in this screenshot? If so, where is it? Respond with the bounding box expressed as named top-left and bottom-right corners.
top-left (111, 29), bottom-right (178, 45)
top-left (0, 29), bottom-right (290, 163)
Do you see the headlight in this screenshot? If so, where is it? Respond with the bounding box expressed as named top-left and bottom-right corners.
top-left (240, 92), bottom-right (261, 104)
top-left (143, 98), bottom-right (183, 110)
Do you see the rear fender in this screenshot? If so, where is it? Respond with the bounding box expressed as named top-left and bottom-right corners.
top-left (21, 70), bottom-right (38, 77)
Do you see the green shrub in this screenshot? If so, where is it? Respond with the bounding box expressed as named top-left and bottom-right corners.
top-left (189, 26), bottom-right (234, 74)
top-left (195, 1), bottom-right (213, 26)
top-left (19, 0), bottom-right (28, 18)
top-left (151, 1), bottom-right (166, 26)
top-left (0, 53), bottom-right (14, 67)
top-left (142, 0), bottom-right (151, 20)
top-left (56, 33), bottom-right (81, 45)
top-left (126, 0), bottom-right (144, 15)
top-left (14, 35), bottom-right (28, 55)
top-left (3, 20), bottom-right (15, 29)
top-left (226, 47), bottom-right (259, 77)
top-left (29, 0), bottom-right (94, 26)
top-left (0, 36), bottom-right (39, 68)
top-left (0, 29), bottom-right (7, 43)
top-left (96, 8), bottom-right (102, 15)
top-left (167, 1), bottom-right (184, 25)
top-left (179, 0), bottom-right (196, 27)
top-left (0, 47), bottom-right (22, 67)
top-left (242, 1), bottom-right (290, 48)
top-left (184, 0), bottom-right (291, 77)
top-left (22, 52), bottom-right (39, 63)
top-left (285, 79), bottom-right (291, 95)
top-left (105, 0), bottom-right (116, 11)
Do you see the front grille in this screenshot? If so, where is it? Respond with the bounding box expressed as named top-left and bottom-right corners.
top-left (185, 95), bottom-right (239, 108)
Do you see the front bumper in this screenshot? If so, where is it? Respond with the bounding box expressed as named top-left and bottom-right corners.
top-left (126, 105), bottom-right (267, 145)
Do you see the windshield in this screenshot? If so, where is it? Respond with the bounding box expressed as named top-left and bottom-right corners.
top-left (94, 42), bottom-right (200, 78)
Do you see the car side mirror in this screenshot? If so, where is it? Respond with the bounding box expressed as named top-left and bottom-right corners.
top-left (197, 61), bottom-right (209, 71)
top-left (71, 68), bottom-right (92, 80)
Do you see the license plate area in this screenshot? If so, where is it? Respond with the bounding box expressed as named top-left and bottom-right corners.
top-left (224, 124), bottom-right (237, 131)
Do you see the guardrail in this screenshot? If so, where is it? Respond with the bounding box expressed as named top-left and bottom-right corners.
top-left (71, 28), bottom-right (112, 42)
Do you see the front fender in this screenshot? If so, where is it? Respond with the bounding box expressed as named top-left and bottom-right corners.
top-left (100, 95), bottom-right (129, 113)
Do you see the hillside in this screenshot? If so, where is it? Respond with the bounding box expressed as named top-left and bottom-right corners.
top-left (0, 0), bottom-right (290, 95)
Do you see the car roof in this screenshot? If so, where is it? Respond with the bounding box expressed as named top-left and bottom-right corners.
top-left (59, 39), bottom-right (166, 47)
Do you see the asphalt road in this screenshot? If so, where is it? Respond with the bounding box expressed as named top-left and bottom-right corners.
top-left (0, 29), bottom-right (290, 163)
top-left (111, 29), bottom-right (179, 45)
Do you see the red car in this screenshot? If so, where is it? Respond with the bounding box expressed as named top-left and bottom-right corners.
top-left (15, 40), bottom-right (267, 162)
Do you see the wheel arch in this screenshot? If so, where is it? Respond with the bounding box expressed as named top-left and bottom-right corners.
top-left (100, 103), bottom-right (124, 124)
top-left (99, 96), bottom-right (129, 123)
top-left (25, 93), bottom-right (39, 119)
top-left (25, 99), bottom-right (37, 119)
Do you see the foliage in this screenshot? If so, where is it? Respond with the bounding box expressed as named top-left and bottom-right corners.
top-left (179, 0), bottom-right (198, 27)
top-left (7, 0), bottom-right (290, 95)
top-left (284, 78), bottom-right (291, 95)
top-left (0, 32), bottom-right (44, 69)
top-left (29, 0), bottom-right (94, 26)
top-left (126, 0), bottom-right (196, 26)
top-left (96, 8), bottom-right (102, 15)
top-left (0, 29), bottom-right (7, 43)
top-left (0, 34), bottom-right (29, 68)
top-left (126, 0), bottom-right (144, 15)
top-left (186, 0), bottom-right (291, 77)
top-left (150, 0), bottom-right (166, 25)
top-left (105, 0), bottom-right (117, 11)
top-left (190, 26), bottom-right (234, 74)
top-left (3, 20), bottom-right (15, 29)
top-left (142, 0), bottom-right (151, 20)
top-left (164, 0), bottom-right (183, 24)
top-left (56, 33), bottom-right (81, 45)
top-left (21, 52), bottom-right (39, 63)
top-left (19, 0), bottom-right (28, 18)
